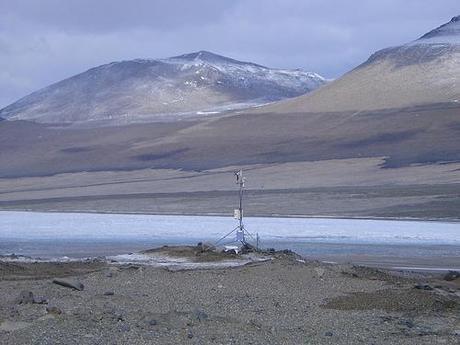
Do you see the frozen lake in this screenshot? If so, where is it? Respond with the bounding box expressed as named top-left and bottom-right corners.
top-left (1, 211), bottom-right (459, 270)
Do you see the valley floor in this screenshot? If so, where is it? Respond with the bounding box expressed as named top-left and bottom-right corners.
top-left (0, 253), bottom-right (459, 344)
top-left (0, 159), bottom-right (459, 220)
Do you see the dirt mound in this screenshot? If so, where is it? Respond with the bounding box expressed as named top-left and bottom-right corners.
top-left (323, 288), bottom-right (459, 314)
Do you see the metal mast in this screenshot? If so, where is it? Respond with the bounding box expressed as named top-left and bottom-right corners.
top-left (235, 169), bottom-right (246, 244)
top-left (215, 169), bottom-right (257, 248)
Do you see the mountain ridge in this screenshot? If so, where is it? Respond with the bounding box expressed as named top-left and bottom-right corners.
top-left (418, 15), bottom-right (460, 43)
top-left (0, 51), bottom-right (326, 125)
top-left (256, 15), bottom-right (460, 114)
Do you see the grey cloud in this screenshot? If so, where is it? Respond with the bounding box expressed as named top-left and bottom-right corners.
top-left (0, 0), bottom-right (233, 32)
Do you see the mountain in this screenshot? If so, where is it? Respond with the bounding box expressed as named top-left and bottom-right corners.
top-left (264, 16), bottom-right (460, 113)
top-left (0, 51), bottom-right (325, 125)
top-left (0, 19), bottom-right (459, 220)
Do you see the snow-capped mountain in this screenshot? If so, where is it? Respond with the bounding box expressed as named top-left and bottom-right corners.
top-left (0, 51), bottom-right (326, 125)
top-left (416, 15), bottom-right (460, 44)
top-left (265, 16), bottom-right (460, 113)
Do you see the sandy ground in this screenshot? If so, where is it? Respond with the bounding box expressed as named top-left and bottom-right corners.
top-left (0, 249), bottom-right (459, 345)
top-left (1, 102), bottom-right (459, 220)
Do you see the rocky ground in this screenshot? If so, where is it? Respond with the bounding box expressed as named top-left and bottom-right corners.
top-left (0, 249), bottom-right (459, 345)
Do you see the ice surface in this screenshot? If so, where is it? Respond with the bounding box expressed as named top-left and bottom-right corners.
top-left (0, 211), bottom-right (459, 245)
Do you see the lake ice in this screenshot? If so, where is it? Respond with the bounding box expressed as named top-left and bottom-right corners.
top-left (0, 211), bottom-right (459, 265)
top-left (1, 211), bottom-right (459, 244)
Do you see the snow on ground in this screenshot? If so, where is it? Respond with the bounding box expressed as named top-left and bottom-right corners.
top-left (106, 252), bottom-right (269, 269)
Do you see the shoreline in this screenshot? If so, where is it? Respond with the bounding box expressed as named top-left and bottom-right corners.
top-left (2, 246), bottom-right (460, 274)
top-left (1, 208), bottom-right (459, 223)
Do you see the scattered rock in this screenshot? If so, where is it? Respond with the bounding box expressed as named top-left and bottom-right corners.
top-left (52, 278), bottom-right (84, 291)
top-left (249, 319), bottom-right (262, 329)
top-left (8, 306), bottom-right (19, 317)
top-left (105, 267), bottom-right (120, 277)
top-left (314, 267), bottom-right (325, 279)
top-left (118, 323), bottom-right (131, 332)
top-left (415, 326), bottom-right (435, 336)
top-left (138, 313), bottom-right (158, 328)
top-left (15, 290), bottom-right (48, 305)
top-left (104, 291), bottom-right (114, 296)
top-left (241, 243), bottom-right (256, 254)
top-left (380, 316), bottom-right (394, 323)
top-left (103, 308), bottom-right (124, 322)
top-left (398, 319), bottom-right (415, 328)
top-left (33, 296), bottom-right (48, 305)
top-left (46, 305), bottom-right (62, 315)
top-left (341, 270), bottom-right (358, 278)
top-left (197, 242), bottom-right (216, 253)
top-left (443, 271), bottom-right (460, 281)
top-left (193, 308), bottom-right (208, 322)
top-left (15, 290), bottom-right (34, 304)
top-left (414, 283), bottom-right (433, 291)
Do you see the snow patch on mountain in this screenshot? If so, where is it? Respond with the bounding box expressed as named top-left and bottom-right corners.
top-left (0, 51), bottom-right (326, 125)
top-left (410, 15), bottom-right (460, 45)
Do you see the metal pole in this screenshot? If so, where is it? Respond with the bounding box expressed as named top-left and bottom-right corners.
top-left (239, 178), bottom-right (243, 231)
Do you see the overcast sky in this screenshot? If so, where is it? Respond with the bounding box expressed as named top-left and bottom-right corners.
top-left (0, 0), bottom-right (459, 108)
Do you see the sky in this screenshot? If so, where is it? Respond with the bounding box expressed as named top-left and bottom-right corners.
top-left (0, 0), bottom-right (459, 108)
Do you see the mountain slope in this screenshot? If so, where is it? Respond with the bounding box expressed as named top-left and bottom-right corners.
top-left (263, 16), bottom-right (460, 113)
top-left (0, 51), bottom-right (325, 125)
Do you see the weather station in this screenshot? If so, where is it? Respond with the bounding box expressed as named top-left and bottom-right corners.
top-left (215, 169), bottom-right (259, 253)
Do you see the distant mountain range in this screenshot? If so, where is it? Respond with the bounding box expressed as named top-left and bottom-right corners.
top-left (264, 15), bottom-right (460, 113)
top-left (0, 51), bottom-right (326, 125)
top-left (0, 16), bottom-right (459, 179)
top-left (0, 15), bottom-right (459, 221)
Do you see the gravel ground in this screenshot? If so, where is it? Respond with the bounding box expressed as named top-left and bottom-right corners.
top-left (0, 253), bottom-right (459, 345)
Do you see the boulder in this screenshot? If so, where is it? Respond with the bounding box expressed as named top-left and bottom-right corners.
top-left (414, 283), bottom-right (433, 291)
top-left (15, 290), bottom-right (34, 304)
top-left (33, 296), bottom-right (48, 304)
top-left (193, 308), bottom-right (208, 322)
top-left (443, 271), bottom-right (460, 281)
top-left (46, 305), bottom-right (62, 315)
top-left (52, 278), bottom-right (84, 291)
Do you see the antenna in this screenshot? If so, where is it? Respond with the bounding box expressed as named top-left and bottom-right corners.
top-left (215, 169), bottom-right (258, 251)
